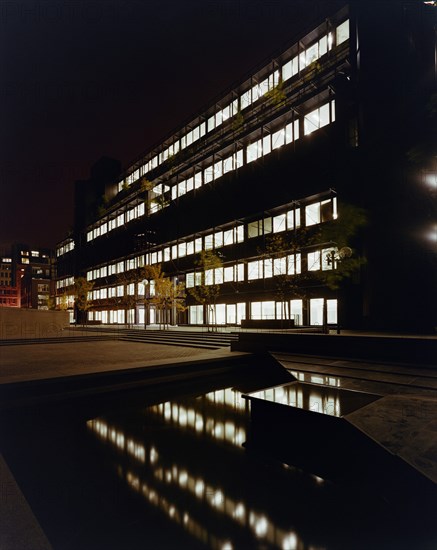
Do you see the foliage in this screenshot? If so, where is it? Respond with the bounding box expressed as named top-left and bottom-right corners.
top-left (317, 202), bottom-right (368, 290)
top-left (232, 110), bottom-right (244, 132)
top-left (143, 264), bottom-right (186, 329)
top-left (56, 293), bottom-right (69, 311)
top-left (115, 271), bottom-right (139, 327)
top-left (140, 177), bottom-right (154, 193)
top-left (260, 202), bottom-right (367, 315)
top-left (265, 80), bottom-right (286, 106)
top-left (73, 277), bottom-right (94, 323)
top-left (188, 250), bottom-right (223, 327)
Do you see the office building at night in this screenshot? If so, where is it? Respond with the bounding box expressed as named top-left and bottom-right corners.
top-left (56, 2), bottom-right (437, 332)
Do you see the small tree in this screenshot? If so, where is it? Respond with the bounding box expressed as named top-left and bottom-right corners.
top-left (115, 271), bottom-right (141, 328)
top-left (317, 202), bottom-right (367, 291)
top-left (188, 250), bottom-right (223, 330)
top-left (261, 229), bottom-right (315, 323)
top-left (143, 264), bottom-right (186, 329)
top-left (56, 293), bottom-right (69, 311)
top-left (73, 277), bottom-right (94, 325)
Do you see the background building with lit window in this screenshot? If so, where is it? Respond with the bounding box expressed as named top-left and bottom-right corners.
top-left (0, 254), bottom-right (20, 308)
top-left (12, 244), bottom-right (55, 310)
top-left (56, 2), bottom-right (437, 332)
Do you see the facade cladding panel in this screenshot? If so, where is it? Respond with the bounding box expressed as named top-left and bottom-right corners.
top-left (56, 2), bottom-right (437, 332)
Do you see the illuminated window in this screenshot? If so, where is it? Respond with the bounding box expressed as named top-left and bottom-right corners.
top-left (251, 301), bottom-right (275, 320)
top-left (304, 101), bottom-right (333, 136)
top-left (336, 20), bottom-right (349, 46)
top-left (223, 229), bottom-right (234, 246)
top-left (178, 242), bottom-right (187, 257)
top-left (273, 213), bottom-right (286, 233)
top-left (248, 260), bottom-right (263, 280)
top-left (308, 251), bottom-right (321, 271)
top-left (194, 238), bottom-right (202, 253)
top-left (204, 234), bottom-right (214, 250)
top-left (247, 140), bottom-right (262, 163)
top-left (248, 220), bottom-right (261, 239)
top-left (190, 305), bottom-right (203, 324)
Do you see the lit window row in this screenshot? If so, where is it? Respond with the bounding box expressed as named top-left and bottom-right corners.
top-left (248, 254), bottom-right (301, 280)
top-left (308, 249), bottom-right (335, 271)
top-left (87, 98), bottom-right (335, 243)
top-left (248, 207), bottom-right (301, 238)
top-left (87, 203), bottom-right (145, 242)
top-left (55, 294), bottom-right (74, 308)
top-left (186, 264), bottom-right (245, 288)
top-left (56, 276), bottom-right (74, 289)
top-left (86, 195), bottom-right (335, 283)
top-left (185, 246), bottom-right (332, 289)
top-left (171, 150), bottom-right (244, 200)
top-left (90, 282), bottom-right (147, 301)
top-left (56, 240), bottom-right (75, 257)
top-left (117, 20), bottom-right (349, 191)
top-left (246, 120), bottom-right (298, 164)
top-left (1, 257), bottom-right (12, 263)
top-left (87, 256), bottom-right (145, 281)
top-left (86, 225), bottom-right (245, 281)
top-left (89, 309), bottom-right (127, 323)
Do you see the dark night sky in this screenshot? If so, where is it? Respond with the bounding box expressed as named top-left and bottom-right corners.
top-left (0, 0), bottom-right (344, 251)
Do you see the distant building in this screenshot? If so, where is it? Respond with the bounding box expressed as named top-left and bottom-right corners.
top-left (12, 244), bottom-right (55, 310)
top-left (0, 255), bottom-right (20, 308)
top-left (56, 2), bottom-right (437, 332)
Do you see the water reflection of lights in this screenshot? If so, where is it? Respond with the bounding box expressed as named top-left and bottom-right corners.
top-left (204, 388), bottom-right (247, 411)
top-left (123, 469), bottom-right (230, 549)
top-left (149, 401), bottom-right (246, 447)
top-left (87, 419), bottom-right (152, 464)
top-left (95, 414), bottom-right (302, 550)
top-left (151, 461), bottom-right (300, 548)
top-left (289, 371), bottom-right (341, 388)
top-left (88, 397), bottom-right (301, 550)
top-left (249, 384), bottom-right (342, 417)
top-left (282, 532), bottom-right (298, 550)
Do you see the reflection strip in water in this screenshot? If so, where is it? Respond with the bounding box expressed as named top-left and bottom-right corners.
top-left (149, 401), bottom-right (246, 447)
top-left (87, 417), bottom-right (300, 549)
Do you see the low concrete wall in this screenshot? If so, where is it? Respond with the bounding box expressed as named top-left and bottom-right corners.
top-left (232, 332), bottom-right (437, 367)
top-left (0, 308), bottom-right (69, 339)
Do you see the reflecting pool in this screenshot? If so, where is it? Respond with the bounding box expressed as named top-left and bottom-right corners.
top-left (0, 374), bottom-right (435, 549)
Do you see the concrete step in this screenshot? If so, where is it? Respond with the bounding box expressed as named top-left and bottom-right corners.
top-left (0, 336), bottom-right (115, 346)
top-left (118, 332), bottom-right (235, 350)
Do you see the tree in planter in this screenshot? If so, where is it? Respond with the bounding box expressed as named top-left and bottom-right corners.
top-left (143, 264), bottom-right (186, 329)
top-left (188, 250), bottom-right (223, 330)
top-left (73, 277), bottom-right (94, 325)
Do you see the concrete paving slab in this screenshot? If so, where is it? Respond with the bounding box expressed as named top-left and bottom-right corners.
top-left (0, 340), bottom-right (239, 385)
top-left (346, 395), bottom-right (437, 484)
